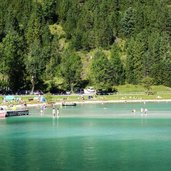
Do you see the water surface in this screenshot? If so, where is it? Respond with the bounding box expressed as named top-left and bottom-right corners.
top-left (0, 102), bottom-right (171, 171)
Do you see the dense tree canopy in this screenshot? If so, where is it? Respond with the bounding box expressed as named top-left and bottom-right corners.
top-left (60, 50), bottom-right (82, 92)
top-left (91, 51), bottom-right (113, 90)
top-left (0, 0), bottom-right (171, 93)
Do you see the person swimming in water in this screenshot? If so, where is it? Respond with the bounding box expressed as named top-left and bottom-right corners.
top-left (57, 108), bottom-right (60, 118)
top-left (40, 104), bottom-right (46, 115)
top-left (144, 108), bottom-right (148, 115)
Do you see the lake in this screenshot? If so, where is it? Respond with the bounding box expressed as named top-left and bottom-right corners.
top-left (0, 102), bottom-right (171, 171)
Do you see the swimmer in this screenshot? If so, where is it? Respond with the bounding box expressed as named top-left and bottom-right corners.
top-left (57, 108), bottom-right (60, 118)
top-left (132, 109), bottom-right (136, 113)
top-left (40, 109), bottom-right (43, 115)
top-left (40, 105), bottom-right (45, 115)
top-left (144, 108), bottom-right (148, 115)
top-left (141, 108), bottom-right (144, 113)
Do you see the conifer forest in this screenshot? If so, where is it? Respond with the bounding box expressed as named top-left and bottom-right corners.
top-left (0, 0), bottom-right (171, 93)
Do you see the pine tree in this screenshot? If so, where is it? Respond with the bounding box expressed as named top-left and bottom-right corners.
top-left (1, 32), bottom-right (26, 92)
top-left (110, 45), bottom-right (125, 85)
top-left (120, 7), bottom-right (137, 37)
top-left (91, 51), bottom-right (113, 89)
top-left (60, 50), bottom-right (82, 92)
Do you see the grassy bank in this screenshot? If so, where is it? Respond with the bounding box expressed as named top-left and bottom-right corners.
top-left (115, 84), bottom-right (171, 93)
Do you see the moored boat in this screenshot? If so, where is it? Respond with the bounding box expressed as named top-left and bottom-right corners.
top-left (62, 102), bottom-right (77, 106)
top-left (6, 109), bottom-right (29, 117)
top-left (0, 109), bottom-right (29, 118)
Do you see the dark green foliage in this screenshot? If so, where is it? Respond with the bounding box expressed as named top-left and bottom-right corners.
top-left (91, 51), bottom-right (113, 90)
top-left (120, 7), bottom-right (137, 37)
top-left (125, 29), bottom-right (171, 86)
top-left (60, 50), bottom-right (82, 91)
top-left (110, 45), bottom-right (125, 85)
top-left (148, 32), bottom-right (171, 85)
top-left (126, 31), bottom-right (148, 84)
top-left (142, 76), bottom-right (154, 94)
top-left (42, 0), bottom-right (58, 23)
top-left (0, 32), bottom-right (26, 92)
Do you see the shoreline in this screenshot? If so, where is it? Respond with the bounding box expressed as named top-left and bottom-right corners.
top-left (1, 99), bottom-right (171, 109)
top-left (53, 99), bottom-right (171, 106)
top-left (71, 99), bottom-right (171, 104)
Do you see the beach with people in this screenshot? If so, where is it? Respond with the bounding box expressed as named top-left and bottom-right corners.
top-left (1, 97), bottom-right (171, 110)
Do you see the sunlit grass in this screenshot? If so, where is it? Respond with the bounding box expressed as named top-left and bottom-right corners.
top-left (1, 85), bottom-right (171, 105)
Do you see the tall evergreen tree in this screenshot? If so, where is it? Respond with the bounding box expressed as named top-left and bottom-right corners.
top-left (1, 32), bottom-right (26, 92)
top-left (60, 50), bottom-right (82, 92)
top-left (91, 51), bottom-right (113, 89)
top-left (120, 7), bottom-right (137, 37)
top-left (110, 45), bottom-right (125, 85)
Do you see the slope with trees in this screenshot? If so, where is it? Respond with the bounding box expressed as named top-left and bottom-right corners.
top-left (0, 0), bottom-right (171, 94)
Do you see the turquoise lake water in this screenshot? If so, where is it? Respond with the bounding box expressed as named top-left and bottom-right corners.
top-left (0, 102), bottom-right (171, 171)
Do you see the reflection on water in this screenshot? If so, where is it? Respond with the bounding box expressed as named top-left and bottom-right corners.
top-left (0, 102), bottom-right (171, 171)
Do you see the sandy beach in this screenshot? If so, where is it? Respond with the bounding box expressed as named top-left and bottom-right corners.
top-left (70, 99), bottom-right (171, 104)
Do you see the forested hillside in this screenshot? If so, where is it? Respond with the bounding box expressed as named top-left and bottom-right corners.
top-left (0, 0), bottom-right (171, 93)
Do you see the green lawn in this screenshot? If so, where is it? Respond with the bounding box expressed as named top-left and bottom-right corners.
top-left (115, 84), bottom-right (171, 93)
top-left (1, 85), bottom-right (171, 105)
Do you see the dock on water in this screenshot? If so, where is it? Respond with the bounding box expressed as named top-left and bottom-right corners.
top-left (0, 109), bottom-right (29, 118)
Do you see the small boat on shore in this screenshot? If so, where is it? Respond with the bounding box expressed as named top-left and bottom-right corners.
top-left (62, 102), bottom-right (77, 106)
top-left (0, 109), bottom-right (29, 118)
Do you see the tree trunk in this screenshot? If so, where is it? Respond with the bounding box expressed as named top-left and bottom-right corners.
top-left (30, 76), bottom-right (35, 94)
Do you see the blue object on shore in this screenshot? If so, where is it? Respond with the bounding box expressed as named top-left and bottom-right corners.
top-left (4, 95), bottom-right (15, 101)
top-left (40, 96), bottom-right (46, 102)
